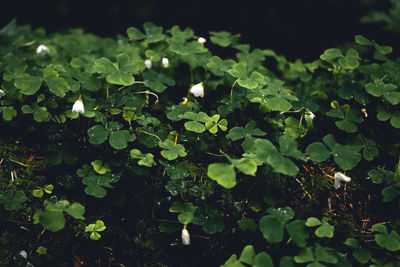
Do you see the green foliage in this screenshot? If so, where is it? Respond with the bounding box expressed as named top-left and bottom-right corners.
top-left (0, 190), bottom-right (27, 210)
top-left (1, 17), bottom-right (400, 266)
top-left (85, 220), bottom-right (106, 240)
top-left (221, 245), bottom-right (274, 267)
top-left (76, 164), bottom-right (119, 198)
top-left (33, 199), bottom-right (85, 232)
top-left (32, 184), bottom-right (53, 198)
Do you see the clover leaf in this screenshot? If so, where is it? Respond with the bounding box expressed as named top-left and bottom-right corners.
top-left (87, 124), bottom-right (135, 149)
top-left (180, 111), bottom-right (212, 133)
top-left (85, 220), bottom-right (106, 240)
top-left (207, 56), bottom-right (235, 76)
top-left (371, 224), bottom-right (400, 251)
top-left (45, 76), bottom-right (70, 98)
top-left (21, 104), bottom-right (51, 122)
top-left (91, 160), bottom-right (111, 174)
top-left (207, 163), bottom-right (236, 189)
top-left (130, 149), bottom-right (155, 167)
top-left (226, 121), bottom-right (266, 141)
top-left (93, 53), bottom-right (142, 86)
top-left (127, 22), bottom-right (165, 43)
top-left (209, 31), bottom-right (240, 47)
top-left (143, 69), bottom-right (175, 93)
top-left (228, 63), bottom-right (266, 89)
top-left (77, 164), bottom-right (119, 198)
top-left (14, 74), bottom-right (42, 95)
top-left (306, 217), bottom-right (334, 238)
top-left (159, 139), bottom-right (187, 160)
top-left (244, 138), bottom-right (299, 176)
top-left (376, 105), bottom-right (400, 128)
top-left (306, 134), bottom-right (361, 170)
top-left (294, 244), bottom-right (338, 265)
top-left (355, 35), bottom-right (393, 55)
top-left (0, 190), bottom-right (27, 211)
top-left (34, 199), bottom-right (85, 232)
top-left (1, 106), bottom-right (17, 121)
top-left (205, 114), bottom-right (228, 134)
top-left (167, 35), bottom-right (207, 55)
top-left (365, 79), bottom-right (400, 105)
top-left (169, 202), bottom-right (197, 225)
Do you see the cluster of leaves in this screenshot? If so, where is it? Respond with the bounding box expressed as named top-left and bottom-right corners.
top-left (1, 16), bottom-right (400, 266)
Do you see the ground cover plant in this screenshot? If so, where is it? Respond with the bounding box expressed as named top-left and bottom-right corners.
top-left (1, 4), bottom-right (400, 266)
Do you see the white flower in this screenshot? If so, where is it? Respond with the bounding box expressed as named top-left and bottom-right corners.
top-left (162, 57), bottom-right (169, 68)
top-left (36, 44), bottom-right (50, 56)
top-left (72, 98), bottom-right (85, 114)
top-left (197, 37), bottom-right (206, 44)
top-left (0, 89), bottom-right (5, 98)
top-left (334, 172), bottom-right (351, 189)
top-left (181, 228), bottom-right (190, 245)
top-left (144, 59), bottom-right (152, 69)
top-left (189, 82), bottom-right (204, 98)
top-left (309, 111), bottom-right (316, 120)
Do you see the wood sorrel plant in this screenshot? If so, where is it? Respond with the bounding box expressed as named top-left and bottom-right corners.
top-left (1, 17), bottom-right (400, 266)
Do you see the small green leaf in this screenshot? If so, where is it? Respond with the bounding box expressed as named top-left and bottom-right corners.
top-left (209, 31), bottom-right (240, 47)
top-left (305, 217), bottom-right (322, 227)
top-left (228, 63), bottom-right (247, 79)
top-left (32, 189), bottom-right (44, 198)
top-left (14, 74), bottom-right (42, 95)
top-left (353, 249), bottom-right (370, 264)
top-left (109, 130), bottom-right (134, 149)
top-left (382, 186), bottom-right (400, 202)
top-left (314, 244), bottom-right (338, 264)
top-left (127, 27), bottom-right (145, 40)
top-left (238, 245), bottom-right (256, 265)
top-left (90, 232), bottom-right (101, 240)
top-left (306, 143), bottom-right (330, 162)
top-left (355, 35), bottom-right (373, 46)
top-left (37, 210), bottom-right (65, 232)
top-left (88, 125), bottom-right (109, 145)
top-left (279, 256), bottom-right (295, 267)
top-left (315, 221), bottom-right (334, 238)
top-left (294, 247), bottom-right (314, 263)
top-left (169, 202), bottom-right (197, 224)
top-left (286, 220), bottom-right (309, 247)
top-left (43, 184), bottom-right (53, 194)
top-left (332, 143), bottom-right (361, 170)
top-left (207, 163), bottom-right (236, 189)
top-left (36, 246), bottom-right (47, 255)
top-left (232, 158), bottom-right (257, 176)
top-left (184, 121), bottom-right (206, 133)
top-left (91, 160), bottom-right (111, 174)
top-left (259, 215), bottom-right (284, 243)
top-left (65, 202), bottom-right (85, 220)
top-left (254, 252), bottom-right (274, 267)
top-left (45, 76), bottom-right (70, 98)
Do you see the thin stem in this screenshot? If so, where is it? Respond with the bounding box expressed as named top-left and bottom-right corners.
top-left (135, 129), bottom-right (162, 142)
top-left (230, 79), bottom-right (240, 103)
top-left (133, 90), bottom-right (159, 103)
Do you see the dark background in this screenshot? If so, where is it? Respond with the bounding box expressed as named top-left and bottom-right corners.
top-left (0, 0), bottom-right (395, 60)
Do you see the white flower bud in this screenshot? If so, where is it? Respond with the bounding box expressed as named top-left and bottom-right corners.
top-left (189, 82), bottom-right (204, 98)
top-left (197, 37), bottom-right (206, 44)
top-left (0, 89), bottom-right (5, 99)
top-left (309, 111), bottom-right (316, 120)
top-left (162, 57), bottom-right (169, 68)
top-left (144, 59), bottom-right (152, 69)
top-left (36, 44), bottom-right (50, 56)
top-left (334, 172), bottom-right (351, 189)
top-left (72, 98), bottom-right (85, 114)
top-left (181, 228), bottom-right (190, 245)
